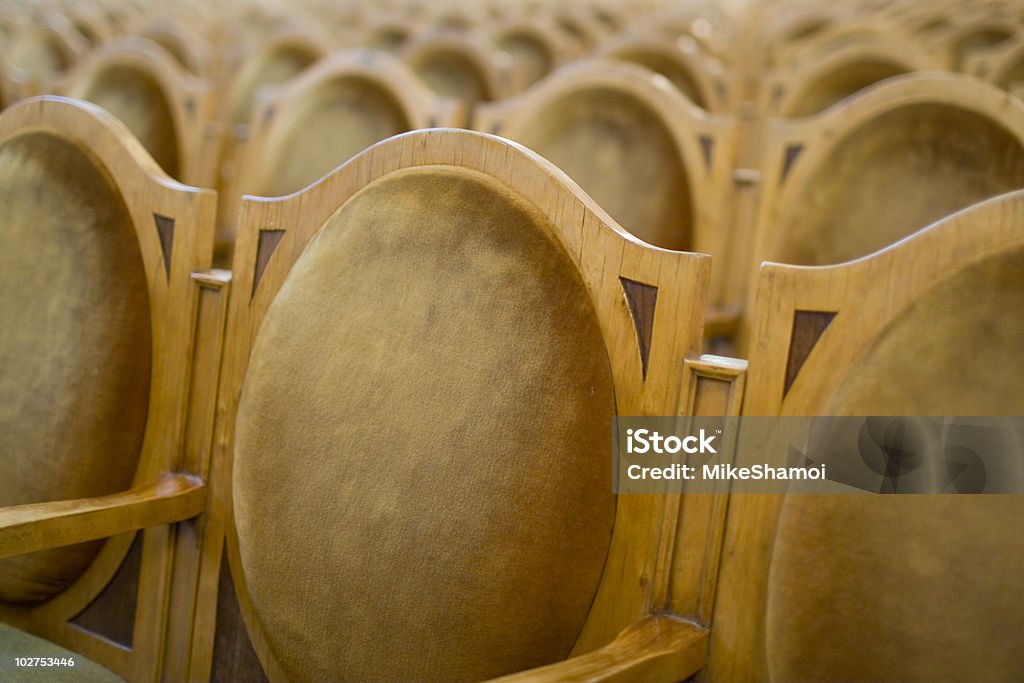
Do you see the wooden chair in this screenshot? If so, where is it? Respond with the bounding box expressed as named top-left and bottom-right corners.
top-left (184, 128), bottom-right (746, 682)
top-left (136, 17), bottom-right (214, 78)
top-left (925, 15), bottom-right (1019, 71)
top-left (214, 48), bottom-right (464, 255)
top-left (626, 5), bottom-right (738, 67)
top-left (6, 17), bottom-right (88, 101)
top-left (68, 8), bottom-right (114, 49)
top-left (595, 32), bottom-right (731, 113)
top-left (490, 19), bottom-right (579, 89)
top-left (402, 30), bottom-right (518, 106)
top-left (731, 73), bottom-right (1024, 312)
top-left (760, 39), bottom-right (936, 117)
top-left (765, 19), bottom-right (907, 71)
top-left (61, 37), bottom-right (217, 186)
top-left (708, 190), bottom-right (1024, 683)
top-left (360, 16), bottom-right (418, 53)
top-left (210, 30), bottom-right (330, 262)
top-left (474, 59), bottom-right (737, 270)
top-left (221, 30), bottom-right (331, 128)
top-left (761, 7), bottom-right (839, 69)
top-left (0, 96), bottom-right (227, 681)
top-left (966, 33), bottom-right (1024, 97)
top-left (548, 6), bottom-right (610, 53)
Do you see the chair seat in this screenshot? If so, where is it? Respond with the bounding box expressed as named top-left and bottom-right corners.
top-left (0, 623), bottom-right (123, 682)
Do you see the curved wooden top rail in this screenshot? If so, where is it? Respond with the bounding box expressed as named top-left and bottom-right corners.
top-left (594, 32), bottom-right (730, 112)
top-left (749, 187), bottom-right (1024, 415)
top-left (211, 128), bottom-right (713, 681)
top-left (476, 57), bottom-right (724, 147)
top-left (241, 48), bottom-right (465, 197)
top-left (222, 30), bottom-right (331, 126)
top-left (490, 18), bottom-right (580, 88)
top-left (474, 58), bottom-right (737, 256)
top-left (137, 17), bottom-right (214, 76)
top-left (61, 36), bottom-right (214, 184)
top-left (750, 71), bottom-right (1024, 270)
top-left (766, 39), bottom-right (937, 117)
top-left (401, 29), bottom-right (519, 102)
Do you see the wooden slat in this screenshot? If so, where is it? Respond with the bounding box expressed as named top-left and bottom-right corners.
top-left (0, 474), bottom-right (205, 559)
top-left (489, 617), bottom-right (708, 683)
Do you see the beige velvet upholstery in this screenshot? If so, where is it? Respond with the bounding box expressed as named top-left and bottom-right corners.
top-left (0, 133), bottom-right (151, 604)
top-left (515, 88), bottom-right (692, 251)
top-left (234, 167), bottom-right (616, 682)
top-left (257, 77), bottom-right (411, 196)
top-left (767, 248), bottom-right (1024, 682)
top-left (78, 66), bottom-right (180, 179)
top-left (0, 623), bottom-right (124, 682)
top-left (777, 104), bottom-right (1024, 265)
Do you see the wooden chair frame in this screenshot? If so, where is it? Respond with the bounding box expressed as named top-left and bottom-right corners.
top-left (137, 17), bottom-right (215, 78)
top-left (490, 18), bottom-right (580, 89)
top-left (241, 48), bottom-right (466, 197)
top-left (595, 32), bottom-right (731, 113)
top-left (760, 39), bottom-right (936, 117)
top-left (0, 96), bottom-right (226, 683)
top-left (474, 58), bottom-right (739, 306)
top-left (706, 188), bottom-right (1024, 683)
top-left (6, 18), bottom-right (88, 101)
top-left (767, 21), bottom-right (919, 72)
top-left (401, 29), bottom-right (520, 102)
top-left (729, 72), bottom-right (1024, 319)
top-left (631, 5), bottom-right (737, 66)
top-left (185, 128), bottom-right (747, 682)
top-left (61, 36), bottom-right (218, 187)
top-left (925, 15), bottom-right (1020, 70)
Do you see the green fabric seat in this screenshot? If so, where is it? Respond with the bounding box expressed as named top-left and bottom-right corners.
top-left (0, 623), bottom-right (123, 682)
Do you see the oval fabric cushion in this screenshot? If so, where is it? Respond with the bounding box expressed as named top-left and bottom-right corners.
top-left (261, 77), bottom-right (411, 197)
top-left (0, 133), bottom-right (151, 604)
top-left (778, 104), bottom-right (1024, 266)
top-left (234, 167), bottom-right (616, 682)
top-left (767, 249), bottom-right (1024, 682)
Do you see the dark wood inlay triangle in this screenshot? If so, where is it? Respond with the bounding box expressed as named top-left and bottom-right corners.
top-left (252, 229), bottom-right (286, 297)
top-left (699, 135), bottom-right (714, 169)
top-left (784, 309), bottom-right (836, 396)
top-left (620, 277), bottom-right (659, 382)
top-left (781, 143), bottom-right (804, 181)
top-left (154, 214), bottom-right (175, 278)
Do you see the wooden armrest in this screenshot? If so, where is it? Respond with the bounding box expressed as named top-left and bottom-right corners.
top-left (488, 616), bottom-right (708, 683)
top-left (0, 473), bottom-right (205, 559)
